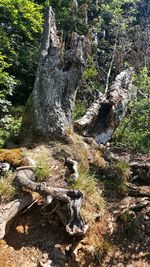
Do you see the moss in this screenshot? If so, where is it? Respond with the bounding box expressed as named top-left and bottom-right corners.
top-left (0, 148), bottom-right (23, 166)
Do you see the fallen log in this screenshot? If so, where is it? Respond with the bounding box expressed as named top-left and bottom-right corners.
top-left (74, 67), bottom-right (135, 144)
top-left (74, 92), bottom-right (105, 131)
top-left (15, 170), bottom-right (88, 236)
top-left (0, 192), bottom-right (40, 240)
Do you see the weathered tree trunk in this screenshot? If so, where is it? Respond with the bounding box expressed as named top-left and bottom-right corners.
top-left (74, 67), bottom-right (135, 144)
top-left (0, 193), bottom-right (40, 239)
top-left (14, 169), bottom-right (88, 236)
top-left (20, 7), bottom-right (90, 141)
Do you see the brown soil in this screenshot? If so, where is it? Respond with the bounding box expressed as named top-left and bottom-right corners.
top-left (0, 145), bottom-right (150, 267)
top-left (0, 205), bottom-right (69, 267)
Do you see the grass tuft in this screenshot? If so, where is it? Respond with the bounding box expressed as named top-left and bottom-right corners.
top-left (25, 146), bottom-right (52, 182)
top-left (0, 171), bottom-right (16, 203)
top-left (35, 156), bottom-right (51, 182)
top-left (105, 160), bottom-right (130, 194)
top-left (71, 166), bottom-right (105, 222)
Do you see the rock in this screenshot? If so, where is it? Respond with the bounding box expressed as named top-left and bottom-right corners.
top-left (0, 162), bottom-right (10, 173)
top-left (38, 259), bottom-right (53, 267)
top-left (42, 253), bottom-right (49, 262)
top-left (51, 244), bottom-right (67, 265)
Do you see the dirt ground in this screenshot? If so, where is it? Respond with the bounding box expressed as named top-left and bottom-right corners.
top-left (0, 195), bottom-right (150, 267)
top-left (0, 146), bottom-right (150, 267)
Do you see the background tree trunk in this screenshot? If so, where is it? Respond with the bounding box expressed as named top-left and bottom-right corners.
top-left (74, 67), bottom-right (135, 144)
top-left (20, 7), bottom-right (90, 141)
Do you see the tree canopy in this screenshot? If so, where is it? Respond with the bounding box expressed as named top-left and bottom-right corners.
top-left (0, 0), bottom-right (149, 152)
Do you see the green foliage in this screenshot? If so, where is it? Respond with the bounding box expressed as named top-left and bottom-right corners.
top-left (0, 105), bottom-right (23, 147)
top-left (115, 68), bottom-right (150, 154)
top-left (83, 56), bottom-right (98, 80)
top-left (0, 0), bottom-right (43, 104)
top-left (0, 53), bottom-right (17, 115)
top-left (73, 102), bottom-right (87, 121)
top-left (0, 115), bottom-right (22, 147)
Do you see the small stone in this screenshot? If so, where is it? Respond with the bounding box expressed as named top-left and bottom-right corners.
top-left (17, 169), bottom-right (35, 181)
top-left (38, 259), bottom-right (53, 267)
top-left (40, 222), bottom-right (46, 227)
top-left (31, 256), bottom-right (35, 261)
top-left (0, 162), bottom-right (10, 173)
top-left (42, 253), bottom-right (49, 261)
top-left (52, 245), bottom-right (67, 264)
top-left (26, 157), bottom-right (36, 167)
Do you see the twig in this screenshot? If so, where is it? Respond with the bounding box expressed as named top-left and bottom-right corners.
top-left (19, 196), bottom-right (43, 214)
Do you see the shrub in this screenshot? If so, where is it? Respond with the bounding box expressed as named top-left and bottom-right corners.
top-left (73, 102), bottom-right (87, 121)
top-left (0, 115), bottom-right (22, 147)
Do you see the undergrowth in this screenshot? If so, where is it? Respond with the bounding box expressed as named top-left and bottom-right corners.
top-left (71, 166), bottom-right (105, 222)
top-left (70, 166), bottom-right (109, 262)
top-left (35, 154), bottom-right (51, 182)
top-left (104, 160), bottom-right (130, 194)
top-left (0, 106), bottom-right (23, 147)
top-left (73, 102), bottom-right (87, 121)
top-left (25, 146), bottom-right (52, 182)
top-left (0, 171), bottom-right (16, 203)
top-left (119, 210), bottom-right (144, 240)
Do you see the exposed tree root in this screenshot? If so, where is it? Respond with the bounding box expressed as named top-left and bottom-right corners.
top-left (127, 183), bottom-right (150, 197)
top-left (0, 192), bottom-right (40, 240)
top-left (14, 169), bottom-right (88, 236)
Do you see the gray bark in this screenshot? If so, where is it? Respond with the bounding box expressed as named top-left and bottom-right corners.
top-left (74, 67), bottom-right (135, 144)
top-left (15, 169), bottom-right (88, 236)
top-left (20, 7), bottom-right (90, 141)
top-left (0, 193), bottom-right (39, 240)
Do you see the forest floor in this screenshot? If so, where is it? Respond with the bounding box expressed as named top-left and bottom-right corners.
top-left (0, 143), bottom-right (150, 267)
